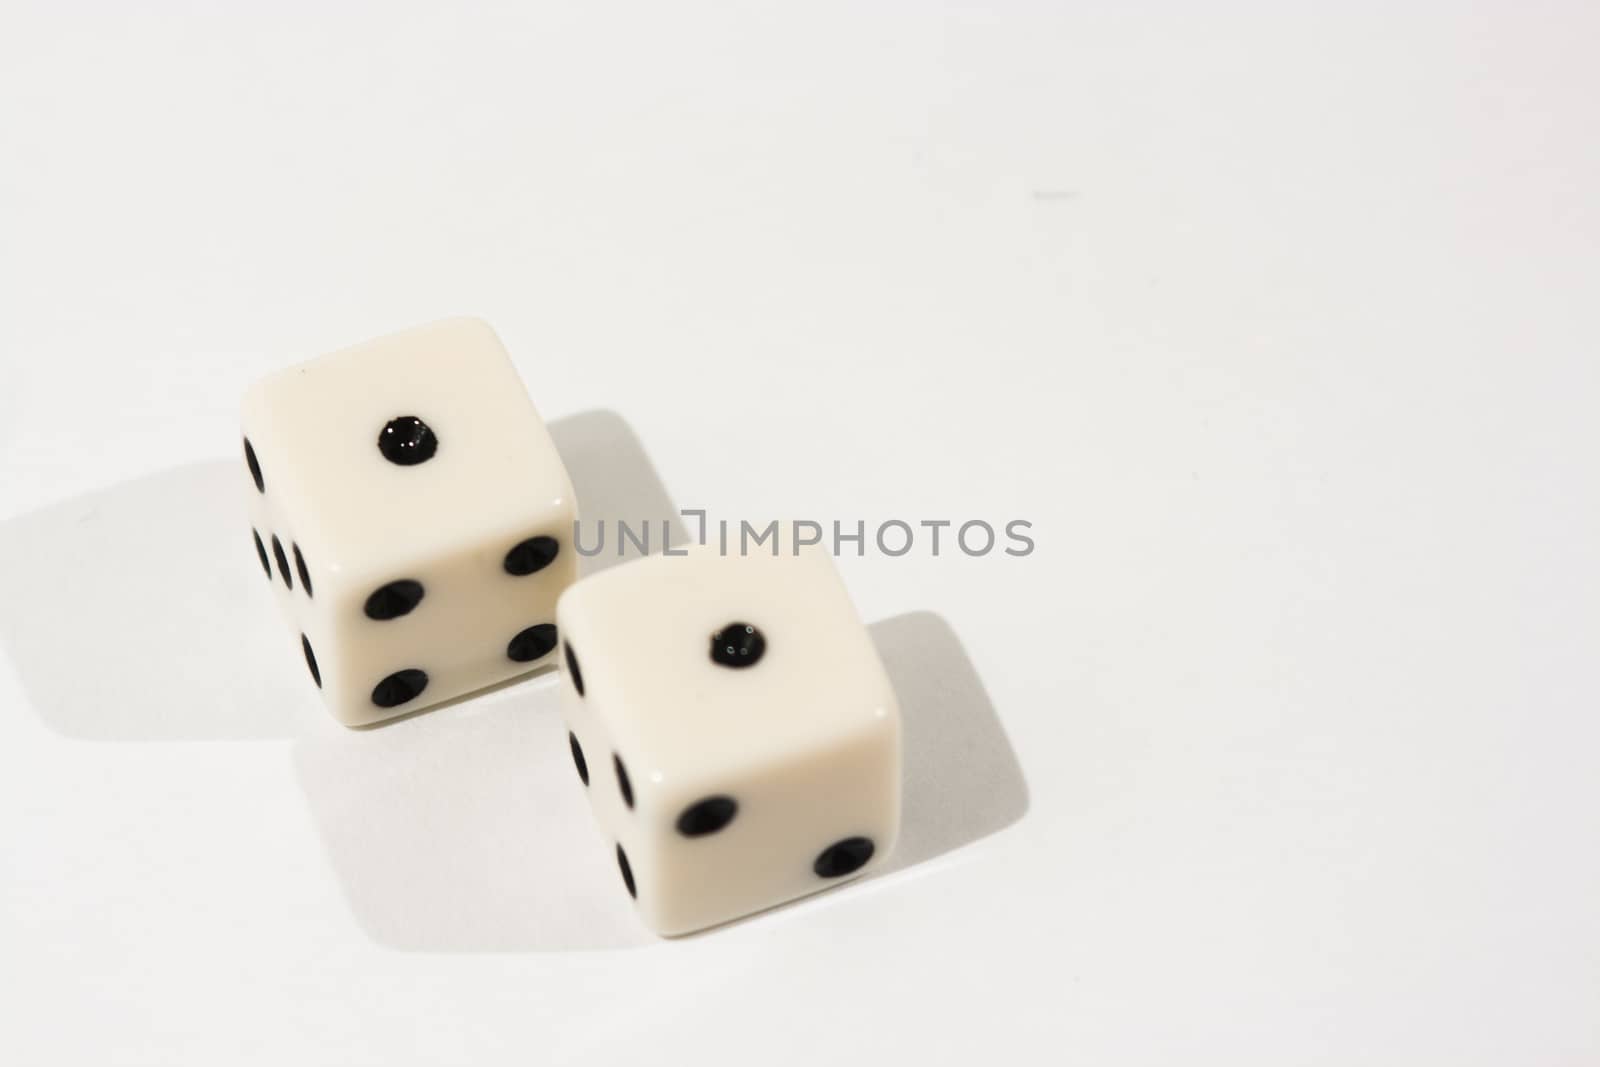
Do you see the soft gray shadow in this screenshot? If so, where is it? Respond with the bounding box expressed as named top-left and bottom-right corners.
top-left (547, 410), bottom-right (686, 574)
top-left (870, 610), bottom-right (1029, 876)
top-left (291, 609), bottom-right (1025, 952)
top-left (0, 462), bottom-right (307, 740)
top-left (292, 674), bottom-right (654, 951)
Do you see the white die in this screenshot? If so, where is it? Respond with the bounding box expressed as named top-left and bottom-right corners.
top-left (241, 317), bottom-right (577, 726)
top-left (556, 538), bottom-right (901, 935)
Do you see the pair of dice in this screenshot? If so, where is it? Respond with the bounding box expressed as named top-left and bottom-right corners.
top-left (242, 318), bottom-right (901, 935)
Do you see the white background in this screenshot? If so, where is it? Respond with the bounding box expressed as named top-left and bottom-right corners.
top-left (2, 3), bottom-right (1598, 1064)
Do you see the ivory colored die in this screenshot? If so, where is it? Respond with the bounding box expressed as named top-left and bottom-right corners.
top-left (556, 539), bottom-right (901, 935)
top-left (241, 317), bottom-right (577, 726)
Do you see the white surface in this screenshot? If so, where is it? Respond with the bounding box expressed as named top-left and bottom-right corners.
top-left (558, 541), bottom-right (901, 935)
top-left (242, 316), bottom-right (577, 723)
top-left (1, 3), bottom-right (1597, 1064)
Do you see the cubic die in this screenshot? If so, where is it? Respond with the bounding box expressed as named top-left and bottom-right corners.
top-left (241, 317), bottom-right (577, 726)
top-left (556, 539), bottom-right (901, 935)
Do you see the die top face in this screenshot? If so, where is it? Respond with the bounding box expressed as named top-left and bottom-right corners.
top-left (555, 542), bottom-right (898, 796)
top-left (240, 317), bottom-right (573, 588)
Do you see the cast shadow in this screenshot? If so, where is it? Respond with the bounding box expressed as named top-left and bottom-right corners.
top-left (0, 409), bottom-right (681, 742)
top-left (0, 462), bottom-right (307, 741)
top-left (869, 611), bottom-right (1029, 877)
top-left (547, 409), bottom-right (686, 574)
top-left (290, 610), bottom-right (1027, 952)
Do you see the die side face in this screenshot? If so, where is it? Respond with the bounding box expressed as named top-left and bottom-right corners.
top-left (557, 543), bottom-right (901, 935)
top-left (317, 523), bottom-right (576, 724)
top-left (241, 318), bottom-right (577, 726)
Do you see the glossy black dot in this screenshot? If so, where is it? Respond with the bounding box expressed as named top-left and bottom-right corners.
top-left (271, 534), bottom-right (293, 590)
top-left (813, 836), bottom-right (875, 879)
top-left (616, 844), bottom-right (636, 899)
top-left (569, 732), bottom-right (589, 786)
top-left (506, 623), bottom-right (558, 663)
top-left (503, 536), bottom-right (560, 576)
top-left (676, 796), bottom-right (737, 837)
top-left (710, 622), bottom-right (765, 668)
top-left (364, 579), bottom-right (425, 620)
top-left (301, 634), bottom-right (321, 688)
top-left (293, 543), bottom-right (313, 597)
top-left (377, 415), bottom-right (438, 466)
top-left (252, 529), bottom-right (270, 578)
top-left (371, 668), bottom-right (429, 708)
top-left (243, 437), bottom-right (264, 493)
top-left (564, 641), bottom-right (585, 696)
top-left (613, 754), bottom-right (634, 809)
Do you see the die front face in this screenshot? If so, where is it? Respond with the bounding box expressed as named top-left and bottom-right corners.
top-left (241, 318), bottom-right (577, 726)
top-left (557, 541), bottom-right (901, 935)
